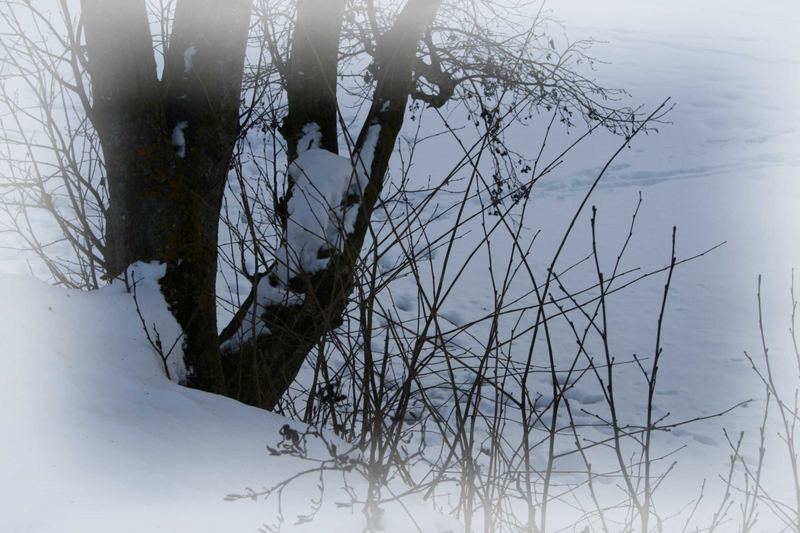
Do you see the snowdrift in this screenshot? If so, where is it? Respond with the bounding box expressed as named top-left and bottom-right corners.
top-left (0, 265), bottom-right (456, 533)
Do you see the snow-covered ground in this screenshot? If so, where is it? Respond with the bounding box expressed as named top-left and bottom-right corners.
top-left (1, 0), bottom-right (799, 531)
top-left (400, 0), bottom-right (800, 525)
top-left (543, 0), bottom-right (800, 488)
top-left (0, 264), bottom-right (458, 533)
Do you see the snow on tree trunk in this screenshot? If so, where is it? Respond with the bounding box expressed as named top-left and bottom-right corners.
top-left (222, 139), bottom-right (379, 350)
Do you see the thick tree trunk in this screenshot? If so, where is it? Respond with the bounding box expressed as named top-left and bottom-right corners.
top-left (220, 0), bottom-right (346, 408)
top-left (81, 0), bottom-right (175, 275)
top-left (82, 0), bottom-right (252, 394)
top-left (83, 0), bottom-right (440, 410)
top-left (282, 0), bottom-right (346, 160)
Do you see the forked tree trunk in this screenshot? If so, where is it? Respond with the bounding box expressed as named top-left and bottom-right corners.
top-left (82, 0), bottom-right (440, 409)
top-left (220, 0), bottom-right (441, 410)
top-left (82, 0), bottom-right (251, 394)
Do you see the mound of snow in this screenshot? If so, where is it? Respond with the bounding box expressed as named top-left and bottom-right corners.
top-left (0, 265), bottom-right (457, 533)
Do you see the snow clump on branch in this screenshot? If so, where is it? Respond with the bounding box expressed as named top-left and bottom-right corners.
top-left (222, 132), bottom-right (380, 349)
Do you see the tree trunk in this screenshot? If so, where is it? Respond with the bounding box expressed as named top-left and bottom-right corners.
top-left (282, 0), bottom-right (346, 160)
top-left (220, 0), bottom-right (441, 410)
top-left (82, 0), bottom-right (252, 394)
top-left (83, 0), bottom-right (441, 410)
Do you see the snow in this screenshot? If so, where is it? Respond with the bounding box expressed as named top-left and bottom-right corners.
top-left (284, 149), bottom-right (354, 274)
top-left (278, 145), bottom-right (372, 280)
top-left (356, 123), bottom-right (381, 183)
top-left (222, 126), bottom-right (384, 348)
top-left (171, 121), bottom-right (189, 158)
top-left (183, 44), bottom-right (197, 73)
top-left (223, 147), bottom-right (372, 348)
top-left (365, 1), bottom-right (798, 527)
top-left (220, 275), bottom-right (303, 352)
top-left (0, 263), bottom-right (457, 533)
top-left (297, 122), bottom-right (321, 154)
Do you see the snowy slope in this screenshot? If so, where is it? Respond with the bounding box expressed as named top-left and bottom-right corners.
top-left (0, 265), bottom-right (457, 533)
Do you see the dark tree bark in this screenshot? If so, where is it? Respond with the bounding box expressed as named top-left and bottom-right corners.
top-left (81, 0), bottom-right (174, 275)
top-left (220, 0), bottom-right (442, 410)
top-left (275, 0), bottom-right (346, 233)
top-left (12, 0), bottom-right (640, 411)
top-left (82, 0), bottom-right (442, 409)
top-left (82, 0), bottom-right (252, 394)
top-left (281, 0), bottom-right (346, 160)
